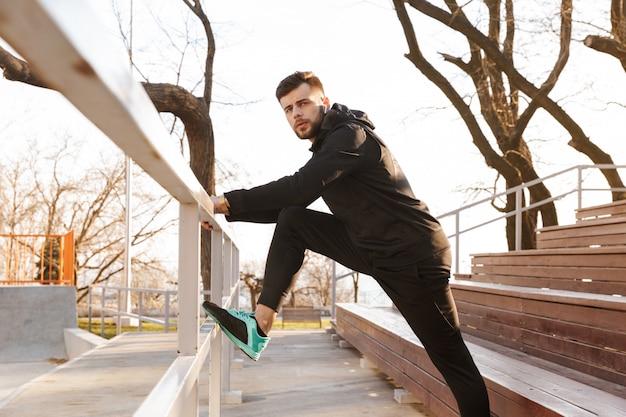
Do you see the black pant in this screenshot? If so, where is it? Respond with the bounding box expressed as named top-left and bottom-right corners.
top-left (258, 207), bottom-right (490, 417)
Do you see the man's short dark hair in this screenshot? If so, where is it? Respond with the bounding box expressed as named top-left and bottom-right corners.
top-left (275, 71), bottom-right (325, 101)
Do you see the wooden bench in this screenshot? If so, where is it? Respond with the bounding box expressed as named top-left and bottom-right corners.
top-left (450, 280), bottom-right (626, 386)
top-left (537, 199), bottom-right (626, 249)
top-left (451, 199), bottom-right (626, 400)
top-left (336, 200), bottom-right (626, 416)
top-left (465, 248), bottom-right (626, 295)
top-left (576, 199), bottom-right (626, 221)
top-left (335, 303), bottom-right (626, 417)
top-left (281, 307), bottom-right (322, 328)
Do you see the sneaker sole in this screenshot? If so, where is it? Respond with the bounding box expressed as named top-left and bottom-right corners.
top-left (202, 302), bottom-right (260, 361)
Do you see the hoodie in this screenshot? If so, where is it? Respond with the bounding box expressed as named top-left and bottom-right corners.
top-left (225, 103), bottom-right (449, 266)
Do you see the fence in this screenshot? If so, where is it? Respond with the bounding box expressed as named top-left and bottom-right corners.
top-left (437, 164), bottom-right (626, 274)
top-left (0, 232), bottom-right (74, 285)
top-left (87, 285), bottom-right (181, 336)
top-left (0, 1), bottom-right (238, 416)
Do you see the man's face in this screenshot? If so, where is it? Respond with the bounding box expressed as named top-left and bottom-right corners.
top-left (279, 83), bottom-right (329, 141)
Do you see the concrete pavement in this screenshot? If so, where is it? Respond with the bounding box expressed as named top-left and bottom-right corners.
top-left (1, 329), bottom-right (436, 416)
top-left (211, 329), bottom-right (435, 417)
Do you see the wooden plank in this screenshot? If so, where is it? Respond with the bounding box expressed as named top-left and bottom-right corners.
top-left (463, 272), bottom-right (626, 295)
top-left (469, 263), bottom-right (626, 281)
top-left (471, 251), bottom-right (626, 268)
top-left (459, 307), bottom-right (626, 385)
top-left (576, 199), bottom-right (626, 221)
top-left (468, 338), bottom-right (626, 416)
top-left (471, 247), bottom-right (626, 259)
top-left (336, 324), bottom-right (457, 417)
top-left (451, 282), bottom-right (626, 385)
top-left (451, 281), bottom-right (626, 330)
top-left (336, 304), bottom-right (626, 416)
top-left (537, 230), bottom-right (626, 249)
top-left (519, 330), bottom-right (626, 385)
top-left (281, 307), bottom-right (321, 328)
top-left (335, 306), bottom-right (458, 417)
top-left (536, 219), bottom-right (626, 249)
top-left (539, 216), bottom-right (626, 234)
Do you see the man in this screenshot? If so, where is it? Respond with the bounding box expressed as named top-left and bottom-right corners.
top-left (203, 71), bottom-right (491, 416)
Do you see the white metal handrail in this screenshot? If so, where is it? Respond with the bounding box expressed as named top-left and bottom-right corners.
top-left (438, 164), bottom-right (626, 273)
top-left (86, 285), bottom-right (215, 336)
top-left (0, 1), bottom-right (238, 416)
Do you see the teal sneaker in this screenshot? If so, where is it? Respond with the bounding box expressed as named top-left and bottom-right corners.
top-left (202, 301), bottom-right (270, 361)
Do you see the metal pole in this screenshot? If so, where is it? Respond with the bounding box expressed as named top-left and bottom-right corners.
top-left (454, 212), bottom-right (461, 274)
top-left (331, 261), bottom-right (337, 319)
top-left (515, 189), bottom-right (522, 251)
top-left (177, 202), bottom-right (200, 414)
top-left (123, 156), bottom-right (133, 320)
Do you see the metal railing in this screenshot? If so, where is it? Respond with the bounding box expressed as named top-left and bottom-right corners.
top-left (86, 285), bottom-right (210, 337)
top-left (0, 1), bottom-right (239, 416)
top-left (0, 232), bottom-right (75, 286)
top-left (437, 164), bottom-right (626, 274)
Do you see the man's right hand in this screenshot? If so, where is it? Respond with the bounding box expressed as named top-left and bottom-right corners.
top-left (210, 195), bottom-right (230, 215)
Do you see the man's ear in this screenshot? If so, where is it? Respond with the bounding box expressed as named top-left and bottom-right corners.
top-left (322, 96), bottom-right (330, 111)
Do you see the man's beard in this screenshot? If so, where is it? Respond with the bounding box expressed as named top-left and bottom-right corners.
top-left (294, 110), bottom-right (324, 140)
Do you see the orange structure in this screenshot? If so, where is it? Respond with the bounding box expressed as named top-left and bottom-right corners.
top-left (0, 231), bottom-right (75, 286)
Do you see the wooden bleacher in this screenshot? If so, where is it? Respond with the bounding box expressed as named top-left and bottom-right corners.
top-left (281, 307), bottom-right (322, 328)
top-left (536, 199), bottom-right (626, 250)
top-left (336, 199), bottom-right (626, 417)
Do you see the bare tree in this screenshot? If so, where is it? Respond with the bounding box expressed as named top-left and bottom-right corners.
top-left (584, 0), bottom-right (626, 70)
top-left (0, 0), bottom-right (217, 289)
top-left (392, 0), bottom-right (625, 249)
top-left (0, 137), bottom-right (176, 302)
top-left (240, 260), bottom-right (264, 310)
top-left (282, 251), bottom-right (338, 308)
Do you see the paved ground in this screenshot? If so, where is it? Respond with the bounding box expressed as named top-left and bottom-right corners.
top-left (0, 329), bottom-right (435, 416)
top-left (207, 329), bottom-right (435, 417)
top-left (0, 360), bottom-right (58, 407)
top-left (0, 332), bottom-right (177, 416)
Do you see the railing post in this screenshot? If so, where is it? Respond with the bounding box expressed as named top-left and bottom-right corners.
top-left (454, 212), bottom-right (461, 274)
top-left (210, 229), bottom-right (224, 416)
top-left (232, 243), bottom-right (240, 311)
top-left (222, 237), bottom-right (234, 393)
top-left (331, 261), bottom-right (337, 319)
top-left (138, 291), bottom-right (143, 332)
top-left (88, 286), bottom-right (93, 333)
top-left (116, 288), bottom-right (122, 336)
top-left (577, 166), bottom-right (583, 210)
top-left (164, 292), bottom-right (170, 334)
top-left (515, 188), bottom-right (522, 251)
top-left (100, 288), bottom-right (106, 338)
top-left (178, 202), bottom-right (200, 414)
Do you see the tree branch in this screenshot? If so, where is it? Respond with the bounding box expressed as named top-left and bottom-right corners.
top-left (404, 0), bottom-right (624, 194)
top-left (392, 0), bottom-right (516, 178)
top-left (0, 45), bottom-right (49, 88)
top-left (584, 35), bottom-right (626, 71)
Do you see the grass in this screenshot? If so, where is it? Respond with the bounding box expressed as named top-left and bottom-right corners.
top-left (272, 318), bottom-right (333, 330)
top-left (78, 317), bottom-right (333, 340)
top-left (78, 318), bottom-right (176, 339)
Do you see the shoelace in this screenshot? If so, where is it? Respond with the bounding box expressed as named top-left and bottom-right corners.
top-left (227, 309), bottom-right (254, 321)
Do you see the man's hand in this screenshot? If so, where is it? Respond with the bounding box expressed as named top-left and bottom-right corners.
top-left (210, 195), bottom-right (230, 215)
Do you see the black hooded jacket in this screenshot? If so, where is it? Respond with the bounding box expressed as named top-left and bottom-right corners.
top-left (225, 103), bottom-right (449, 266)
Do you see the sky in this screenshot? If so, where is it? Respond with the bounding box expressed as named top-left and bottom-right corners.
top-left (1, 0), bottom-right (625, 274)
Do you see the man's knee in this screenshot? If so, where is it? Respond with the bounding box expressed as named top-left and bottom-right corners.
top-left (276, 206), bottom-right (308, 228)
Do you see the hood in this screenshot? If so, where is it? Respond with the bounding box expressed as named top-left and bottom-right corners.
top-left (311, 103), bottom-right (375, 152)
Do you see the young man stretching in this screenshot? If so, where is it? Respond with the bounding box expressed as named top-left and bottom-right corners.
top-left (203, 71), bottom-right (491, 416)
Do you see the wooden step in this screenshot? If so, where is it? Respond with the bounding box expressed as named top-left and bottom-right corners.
top-left (576, 199), bottom-right (626, 221)
top-left (335, 303), bottom-right (626, 417)
top-left (451, 280), bottom-right (626, 386)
